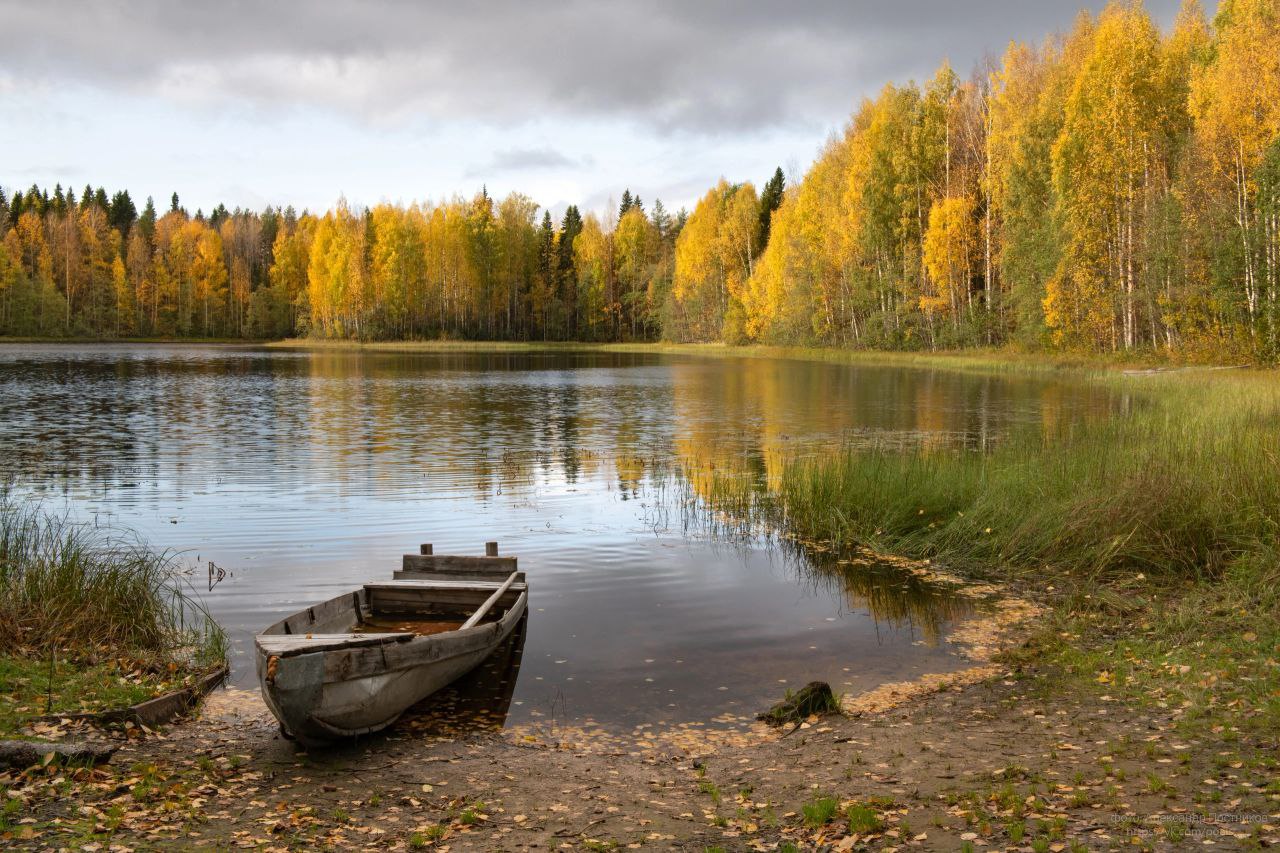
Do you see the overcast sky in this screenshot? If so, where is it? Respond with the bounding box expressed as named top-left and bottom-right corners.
top-left (0, 0), bottom-right (1183, 220)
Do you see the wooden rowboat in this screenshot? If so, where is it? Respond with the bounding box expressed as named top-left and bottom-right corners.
top-left (255, 543), bottom-right (528, 746)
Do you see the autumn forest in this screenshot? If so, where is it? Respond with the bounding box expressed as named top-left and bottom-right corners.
top-left (2, 0), bottom-right (1278, 359)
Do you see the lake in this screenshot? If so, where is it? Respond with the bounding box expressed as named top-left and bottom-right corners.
top-left (0, 344), bottom-right (1122, 729)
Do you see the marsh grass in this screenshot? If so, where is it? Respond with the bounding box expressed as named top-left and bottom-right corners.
top-left (705, 366), bottom-right (1280, 746)
top-left (712, 370), bottom-right (1280, 596)
top-left (0, 497), bottom-right (225, 664)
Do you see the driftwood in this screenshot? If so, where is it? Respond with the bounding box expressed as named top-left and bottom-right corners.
top-left (757, 681), bottom-right (839, 727)
top-left (36, 665), bottom-right (228, 729)
top-left (0, 739), bottom-right (117, 769)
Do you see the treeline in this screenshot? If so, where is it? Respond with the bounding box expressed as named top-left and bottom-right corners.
top-left (3, 0), bottom-right (1278, 359)
top-left (0, 186), bottom-right (691, 341)
top-left (681, 0), bottom-right (1280, 359)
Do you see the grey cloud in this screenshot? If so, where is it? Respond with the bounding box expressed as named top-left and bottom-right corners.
top-left (464, 146), bottom-right (582, 179)
top-left (0, 1), bottom-right (1184, 133)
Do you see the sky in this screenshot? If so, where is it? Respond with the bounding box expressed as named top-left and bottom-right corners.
top-left (0, 0), bottom-right (1184, 221)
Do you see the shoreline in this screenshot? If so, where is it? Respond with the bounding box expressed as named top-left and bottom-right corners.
top-left (2, 334), bottom-right (1254, 377)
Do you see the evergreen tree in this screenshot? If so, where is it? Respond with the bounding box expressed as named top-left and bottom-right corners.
top-left (673, 208), bottom-right (689, 239)
top-left (139, 197), bottom-right (157, 243)
top-left (618, 189), bottom-right (634, 219)
top-left (170, 192), bottom-right (181, 214)
top-left (650, 198), bottom-right (672, 241)
top-left (558, 205), bottom-right (583, 338)
top-left (756, 167), bottom-right (785, 254)
top-left (109, 191), bottom-right (137, 239)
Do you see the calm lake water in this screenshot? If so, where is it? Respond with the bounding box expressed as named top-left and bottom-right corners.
top-left (0, 344), bottom-right (1122, 729)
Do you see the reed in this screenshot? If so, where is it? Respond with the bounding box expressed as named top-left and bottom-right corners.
top-left (716, 369), bottom-right (1280, 601)
top-left (0, 498), bottom-right (224, 665)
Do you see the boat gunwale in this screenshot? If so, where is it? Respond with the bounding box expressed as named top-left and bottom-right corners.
top-left (255, 588), bottom-right (529, 672)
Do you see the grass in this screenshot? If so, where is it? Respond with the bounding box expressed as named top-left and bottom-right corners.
top-left (265, 337), bottom-right (1182, 375)
top-left (801, 794), bottom-right (840, 828)
top-left (702, 365), bottom-right (1280, 748)
top-left (0, 498), bottom-right (225, 735)
top-left (742, 370), bottom-right (1280, 585)
top-left (0, 656), bottom-right (194, 732)
top-left (704, 368), bottom-right (1280, 598)
top-left (845, 801), bottom-right (884, 834)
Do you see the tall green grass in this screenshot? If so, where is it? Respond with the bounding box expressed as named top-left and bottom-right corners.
top-left (714, 370), bottom-right (1280, 603)
top-left (0, 499), bottom-right (224, 665)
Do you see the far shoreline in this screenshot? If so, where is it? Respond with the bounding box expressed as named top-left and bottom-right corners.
top-left (2, 335), bottom-right (1259, 378)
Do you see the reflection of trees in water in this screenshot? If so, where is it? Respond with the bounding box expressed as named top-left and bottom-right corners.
top-left (668, 468), bottom-right (972, 646)
top-left (1, 348), bottom-right (1130, 506)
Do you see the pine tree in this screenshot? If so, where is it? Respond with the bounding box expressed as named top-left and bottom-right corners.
top-left (618, 190), bottom-right (634, 219)
top-left (170, 192), bottom-right (181, 214)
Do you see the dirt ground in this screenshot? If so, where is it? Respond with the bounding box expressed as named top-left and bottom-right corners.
top-left (6, 572), bottom-right (1278, 852)
top-left (5, 647), bottom-right (1276, 852)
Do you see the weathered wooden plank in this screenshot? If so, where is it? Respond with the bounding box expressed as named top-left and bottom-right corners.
top-left (461, 571), bottom-right (519, 630)
top-left (321, 603), bottom-right (523, 682)
top-left (394, 569), bottom-right (527, 583)
top-left (371, 579), bottom-right (526, 591)
top-left (365, 586), bottom-right (523, 612)
top-left (401, 554), bottom-right (517, 574)
top-left (262, 589), bottom-right (364, 637)
top-left (258, 633), bottom-right (413, 657)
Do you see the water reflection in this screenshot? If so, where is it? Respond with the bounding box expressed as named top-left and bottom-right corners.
top-left (398, 615), bottom-right (528, 736)
top-left (0, 345), bottom-right (1123, 727)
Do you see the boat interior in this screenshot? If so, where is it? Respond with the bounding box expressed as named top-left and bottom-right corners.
top-left (256, 546), bottom-right (528, 658)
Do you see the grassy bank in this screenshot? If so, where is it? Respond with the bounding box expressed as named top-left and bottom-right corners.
top-left (266, 336), bottom-right (1202, 377)
top-left (0, 501), bottom-right (224, 735)
top-left (709, 367), bottom-right (1280, 747)
top-left (0, 336), bottom-right (264, 345)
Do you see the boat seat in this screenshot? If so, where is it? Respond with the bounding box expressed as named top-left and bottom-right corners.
top-left (363, 578), bottom-right (527, 615)
top-left (365, 579), bottom-right (528, 593)
top-left (257, 632), bottom-right (413, 656)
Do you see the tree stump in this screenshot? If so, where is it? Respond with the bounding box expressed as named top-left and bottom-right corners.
top-left (756, 681), bottom-right (839, 727)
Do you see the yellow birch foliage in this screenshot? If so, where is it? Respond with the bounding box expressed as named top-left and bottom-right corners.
top-left (922, 195), bottom-right (978, 318)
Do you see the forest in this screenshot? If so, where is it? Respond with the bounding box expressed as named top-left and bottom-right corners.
top-left (1, 0), bottom-right (1277, 359)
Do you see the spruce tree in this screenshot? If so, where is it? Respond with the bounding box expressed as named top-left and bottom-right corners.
top-left (140, 197), bottom-right (158, 243)
top-left (558, 205), bottom-right (583, 338)
top-left (756, 167), bottom-right (785, 254)
top-left (109, 190), bottom-right (137, 239)
top-left (650, 199), bottom-right (672, 242)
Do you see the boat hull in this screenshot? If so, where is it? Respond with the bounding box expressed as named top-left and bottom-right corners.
top-left (256, 590), bottom-right (527, 746)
